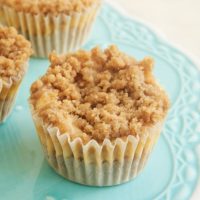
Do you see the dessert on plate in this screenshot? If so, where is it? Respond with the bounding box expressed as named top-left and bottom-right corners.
top-left (0, 0), bottom-right (101, 58)
top-left (29, 45), bottom-right (170, 186)
top-left (0, 26), bottom-right (32, 122)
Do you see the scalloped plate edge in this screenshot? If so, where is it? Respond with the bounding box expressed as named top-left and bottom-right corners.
top-left (104, 0), bottom-right (200, 199)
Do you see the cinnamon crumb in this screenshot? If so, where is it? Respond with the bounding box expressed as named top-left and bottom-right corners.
top-left (30, 45), bottom-right (170, 143)
top-left (1, 0), bottom-right (100, 15)
top-left (0, 27), bottom-right (32, 83)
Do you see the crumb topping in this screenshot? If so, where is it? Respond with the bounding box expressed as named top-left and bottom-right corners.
top-left (1, 0), bottom-right (100, 15)
top-left (0, 27), bottom-right (32, 83)
top-left (30, 45), bottom-right (170, 143)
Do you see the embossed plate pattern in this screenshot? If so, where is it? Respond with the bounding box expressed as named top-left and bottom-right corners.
top-left (0, 2), bottom-right (200, 200)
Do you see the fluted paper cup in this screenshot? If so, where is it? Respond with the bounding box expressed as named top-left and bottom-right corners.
top-left (0, 7), bottom-right (6, 25)
top-left (0, 63), bottom-right (28, 123)
top-left (2, 3), bottom-right (101, 58)
top-left (29, 105), bottom-right (164, 186)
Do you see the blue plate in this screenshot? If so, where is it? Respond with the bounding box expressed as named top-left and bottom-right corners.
top-left (0, 2), bottom-right (200, 200)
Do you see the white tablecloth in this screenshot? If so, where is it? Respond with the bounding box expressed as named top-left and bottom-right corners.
top-left (115, 0), bottom-right (200, 59)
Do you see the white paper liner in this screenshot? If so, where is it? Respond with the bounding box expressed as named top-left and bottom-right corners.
top-left (0, 63), bottom-right (28, 123)
top-left (2, 3), bottom-right (101, 58)
top-left (30, 106), bottom-right (164, 186)
top-left (0, 7), bottom-right (6, 25)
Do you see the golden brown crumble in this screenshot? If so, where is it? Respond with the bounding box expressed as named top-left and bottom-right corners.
top-left (30, 45), bottom-right (170, 143)
top-left (1, 0), bottom-right (100, 15)
top-left (0, 27), bottom-right (32, 83)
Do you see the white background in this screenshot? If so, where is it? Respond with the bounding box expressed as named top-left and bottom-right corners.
top-left (115, 0), bottom-right (200, 59)
top-left (114, 0), bottom-right (200, 199)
